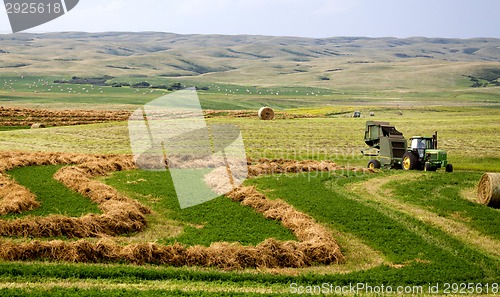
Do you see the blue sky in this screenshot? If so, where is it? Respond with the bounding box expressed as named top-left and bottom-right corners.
top-left (1, 0), bottom-right (499, 38)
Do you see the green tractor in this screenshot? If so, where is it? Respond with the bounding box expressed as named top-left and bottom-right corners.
top-left (362, 121), bottom-right (453, 172)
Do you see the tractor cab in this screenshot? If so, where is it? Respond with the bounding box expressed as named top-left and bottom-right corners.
top-left (410, 137), bottom-right (434, 150)
top-left (409, 136), bottom-right (434, 159)
top-left (404, 132), bottom-right (452, 172)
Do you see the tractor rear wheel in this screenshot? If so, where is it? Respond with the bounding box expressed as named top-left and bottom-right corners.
top-left (402, 152), bottom-right (418, 170)
top-left (368, 159), bottom-right (381, 169)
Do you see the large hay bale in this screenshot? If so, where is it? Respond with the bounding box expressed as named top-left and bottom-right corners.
top-left (477, 173), bottom-right (500, 208)
top-left (258, 107), bottom-right (274, 120)
top-left (30, 123), bottom-right (46, 129)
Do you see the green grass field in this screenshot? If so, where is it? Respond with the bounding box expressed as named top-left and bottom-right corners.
top-left (247, 170), bottom-right (500, 281)
top-left (5, 165), bottom-right (101, 219)
top-left (0, 126), bottom-right (30, 132)
top-left (0, 75), bottom-right (344, 110)
top-left (103, 169), bottom-right (296, 246)
top-left (1, 70), bottom-right (499, 110)
top-left (0, 167), bottom-right (498, 296)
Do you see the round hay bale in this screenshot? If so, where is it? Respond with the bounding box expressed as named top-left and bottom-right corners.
top-left (30, 123), bottom-right (46, 129)
top-left (258, 107), bottom-right (274, 120)
top-left (477, 173), bottom-right (500, 208)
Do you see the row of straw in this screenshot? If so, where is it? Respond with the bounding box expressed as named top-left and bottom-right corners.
top-left (0, 153), bottom-right (356, 268)
top-left (0, 152), bottom-right (151, 238)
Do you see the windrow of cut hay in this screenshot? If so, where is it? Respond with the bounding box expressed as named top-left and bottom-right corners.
top-left (0, 107), bottom-right (131, 127)
top-left (0, 183), bottom-right (344, 268)
top-left (203, 110), bottom-right (312, 119)
top-left (0, 151), bottom-right (102, 172)
top-left (202, 159), bottom-right (356, 267)
top-left (0, 152), bottom-right (151, 238)
top-left (247, 158), bottom-right (375, 177)
top-left (226, 186), bottom-right (345, 266)
top-left (0, 153), bottom-right (362, 269)
top-left (0, 237), bottom-right (327, 269)
top-left (0, 173), bottom-right (39, 215)
top-left (0, 151), bottom-right (99, 215)
top-left (0, 107), bottom-right (311, 127)
top-left (161, 156), bottom-right (374, 176)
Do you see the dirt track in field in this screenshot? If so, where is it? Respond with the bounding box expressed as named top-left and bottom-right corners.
top-left (345, 173), bottom-right (500, 259)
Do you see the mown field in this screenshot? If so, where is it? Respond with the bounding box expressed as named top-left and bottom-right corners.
top-left (0, 165), bottom-right (499, 296)
top-left (0, 68), bottom-right (499, 297)
top-left (0, 104), bottom-right (498, 171)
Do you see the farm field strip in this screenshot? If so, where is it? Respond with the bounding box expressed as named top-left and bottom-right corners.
top-left (389, 173), bottom-right (500, 241)
top-left (0, 107), bottom-right (131, 127)
top-left (0, 106), bottom-right (498, 171)
top-left (105, 170), bottom-right (387, 276)
top-left (345, 173), bottom-right (500, 259)
top-left (0, 277), bottom-right (289, 295)
top-left (0, 107), bottom-right (305, 128)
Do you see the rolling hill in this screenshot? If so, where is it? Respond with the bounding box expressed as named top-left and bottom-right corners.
top-left (1, 32), bottom-right (500, 91)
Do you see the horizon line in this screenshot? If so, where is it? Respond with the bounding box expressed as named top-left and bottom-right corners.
top-left (0, 30), bottom-right (498, 40)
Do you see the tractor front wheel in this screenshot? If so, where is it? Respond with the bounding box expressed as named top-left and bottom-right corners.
top-left (446, 164), bottom-right (453, 172)
top-left (402, 152), bottom-right (418, 170)
top-left (368, 159), bottom-right (381, 169)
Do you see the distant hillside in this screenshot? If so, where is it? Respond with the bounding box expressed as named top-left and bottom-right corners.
top-left (0, 32), bottom-right (499, 90)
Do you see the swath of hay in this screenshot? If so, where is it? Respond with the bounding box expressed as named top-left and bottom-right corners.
top-left (0, 152), bottom-right (351, 269)
top-left (0, 152), bottom-right (151, 238)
